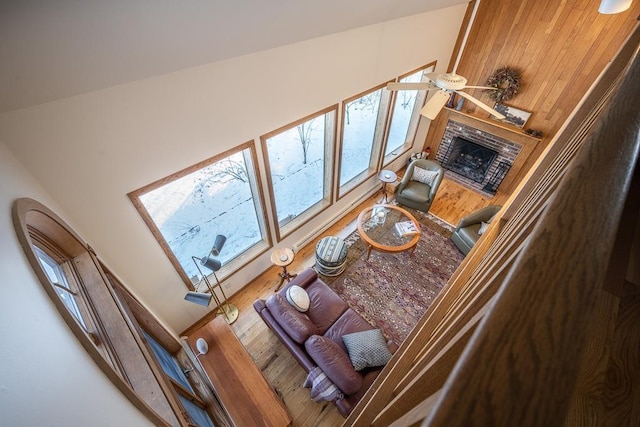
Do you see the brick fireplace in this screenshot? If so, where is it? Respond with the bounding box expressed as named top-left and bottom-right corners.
top-left (435, 120), bottom-right (523, 195)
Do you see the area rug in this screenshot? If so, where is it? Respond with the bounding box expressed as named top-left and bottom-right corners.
top-left (319, 207), bottom-right (465, 345)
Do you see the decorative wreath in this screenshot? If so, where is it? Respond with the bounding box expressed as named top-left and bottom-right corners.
top-left (486, 66), bottom-right (522, 103)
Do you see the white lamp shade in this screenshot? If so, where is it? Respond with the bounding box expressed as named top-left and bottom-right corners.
top-left (195, 338), bottom-right (209, 355)
top-left (598, 0), bottom-right (632, 14)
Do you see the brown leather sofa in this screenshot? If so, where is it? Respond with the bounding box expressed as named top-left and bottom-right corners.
top-left (254, 268), bottom-right (395, 416)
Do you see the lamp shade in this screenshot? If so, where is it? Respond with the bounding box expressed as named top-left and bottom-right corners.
top-left (209, 235), bottom-right (227, 256)
top-left (184, 291), bottom-right (212, 307)
top-left (598, 0), bottom-right (632, 13)
top-left (200, 255), bottom-right (222, 272)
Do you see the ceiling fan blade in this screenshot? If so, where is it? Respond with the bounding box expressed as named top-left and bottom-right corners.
top-left (420, 90), bottom-right (451, 120)
top-left (455, 90), bottom-right (505, 119)
top-left (464, 85), bottom-right (499, 90)
top-left (425, 72), bottom-right (440, 83)
top-left (386, 82), bottom-right (432, 91)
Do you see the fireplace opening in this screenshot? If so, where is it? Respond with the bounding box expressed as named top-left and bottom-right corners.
top-left (443, 137), bottom-right (498, 183)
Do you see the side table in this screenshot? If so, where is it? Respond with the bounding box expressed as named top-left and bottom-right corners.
top-left (271, 248), bottom-right (297, 291)
top-left (378, 170), bottom-right (397, 203)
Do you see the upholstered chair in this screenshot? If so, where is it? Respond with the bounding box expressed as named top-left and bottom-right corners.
top-left (451, 205), bottom-right (502, 255)
top-left (395, 159), bottom-right (444, 213)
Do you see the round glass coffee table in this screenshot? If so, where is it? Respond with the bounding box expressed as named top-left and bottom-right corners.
top-left (357, 204), bottom-right (421, 260)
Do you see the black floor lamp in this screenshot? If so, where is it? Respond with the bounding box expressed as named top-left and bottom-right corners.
top-left (184, 235), bottom-right (239, 324)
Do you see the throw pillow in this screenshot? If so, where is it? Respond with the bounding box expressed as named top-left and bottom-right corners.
top-left (266, 294), bottom-right (319, 344)
top-left (286, 285), bottom-right (310, 312)
top-left (478, 221), bottom-right (489, 235)
top-left (411, 166), bottom-right (439, 187)
top-left (305, 335), bottom-right (363, 395)
top-left (342, 329), bottom-right (393, 371)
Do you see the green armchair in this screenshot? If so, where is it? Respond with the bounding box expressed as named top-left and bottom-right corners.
top-left (451, 205), bottom-right (502, 255)
top-left (395, 159), bottom-right (443, 213)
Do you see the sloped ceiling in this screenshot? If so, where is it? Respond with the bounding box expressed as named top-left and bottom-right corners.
top-left (0, 0), bottom-right (467, 113)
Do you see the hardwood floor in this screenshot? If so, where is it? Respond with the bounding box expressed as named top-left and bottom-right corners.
top-left (227, 176), bottom-right (493, 426)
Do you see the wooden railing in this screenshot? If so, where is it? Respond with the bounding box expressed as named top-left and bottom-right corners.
top-left (345, 22), bottom-right (640, 427)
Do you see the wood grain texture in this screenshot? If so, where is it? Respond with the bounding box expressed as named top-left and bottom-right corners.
top-left (188, 316), bottom-right (292, 427)
top-left (424, 0), bottom-right (640, 201)
top-left (600, 283), bottom-right (640, 427)
top-left (424, 42), bottom-right (640, 427)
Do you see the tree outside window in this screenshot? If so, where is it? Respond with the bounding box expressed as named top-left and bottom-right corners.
top-left (340, 88), bottom-right (384, 187)
top-left (262, 106), bottom-right (336, 238)
top-left (129, 143), bottom-right (268, 285)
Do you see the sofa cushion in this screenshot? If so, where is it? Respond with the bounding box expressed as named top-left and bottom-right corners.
top-left (286, 285), bottom-right (310, 312)
top-left (342, 329), bottom-right (393, 371)
top-left (305, 335), bottom-right (363, 395)
top-left (457, 223), bottom-right (482, 247)
top-left (400, 181), bottom-right (431, 203)
top-left (304, 281), bottom-right (349, 334)
top-left (266, 294), bottom-right (319, 344)
top-left (323, 309), bottom-right (378, 352)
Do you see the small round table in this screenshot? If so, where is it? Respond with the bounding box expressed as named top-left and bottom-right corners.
top-left (271, 248), bottom-right (297, 291)
top-left (378, 170), bottom-right (397, 203)
top-left (357, 204), bottom-right (421, 260)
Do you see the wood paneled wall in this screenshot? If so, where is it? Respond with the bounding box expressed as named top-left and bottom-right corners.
top-left (424, 0), bottom-right (640, 194)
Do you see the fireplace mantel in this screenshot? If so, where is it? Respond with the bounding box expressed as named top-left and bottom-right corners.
top-left (425, 108), bottom-right (541, 196)
top-left (444, 108), bottom-right (542, 145)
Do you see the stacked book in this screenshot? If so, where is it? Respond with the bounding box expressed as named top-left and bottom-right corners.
top-left (395, 220), bottom-right (419, 237)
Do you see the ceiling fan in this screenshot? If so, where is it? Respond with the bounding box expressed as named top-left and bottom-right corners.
top-left (387, 72), bottom-right (505, 120)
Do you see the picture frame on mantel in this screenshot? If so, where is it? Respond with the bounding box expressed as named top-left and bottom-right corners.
top-left (493, 103), bottom-right (532, 129)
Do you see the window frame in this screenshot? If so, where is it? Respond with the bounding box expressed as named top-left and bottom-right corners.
top-left (260, 105), bottom-right (337, 242)
top-left (336, 83), bottom-right (392, 199)
top-left (128, 141), bottom-right (271, 289)
top-left (12, 198), bottom-right (181, 426)
top-left (381, 61), bottom-right (436, 168)
top-left (13, 197), bottom-right (220, 427)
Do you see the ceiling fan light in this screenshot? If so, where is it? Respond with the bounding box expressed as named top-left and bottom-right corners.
top-left (598, 0), bottom-right (632, 14)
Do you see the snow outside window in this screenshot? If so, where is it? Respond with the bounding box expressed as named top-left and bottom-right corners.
top-left (133, 146), bottom-right (267, 284)
top-left (384, 64), bottom-right (434, 164)
top-left (262, 107), bottom-right (335, 237)
top-left (340, 88), bottom-right (384, 187)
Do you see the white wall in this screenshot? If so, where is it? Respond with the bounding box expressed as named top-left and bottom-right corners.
top-left (0, 6), bottom-right (466, 333)
top-left (0, 141), bottom-right (153, 426)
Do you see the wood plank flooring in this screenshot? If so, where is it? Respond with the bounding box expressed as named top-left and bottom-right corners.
top-left (227, 177), bottom-right (492, 426)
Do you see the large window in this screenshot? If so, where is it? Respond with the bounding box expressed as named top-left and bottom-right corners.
top-left (13, 198), bottom-right (197, 426)
top-left (129, 63), bottom-right (435, 279)
top-left (383, 62), bottom-right (435, 165)
top-left (261, 106), bottom-right (336, 239)
top-left (338, 84), bottom-right (391, 195)
top-left (129, 142), bottom-right (269, 287)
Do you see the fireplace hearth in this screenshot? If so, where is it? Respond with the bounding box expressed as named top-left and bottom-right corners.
top-left (443, 137), bottom-right (498, 183)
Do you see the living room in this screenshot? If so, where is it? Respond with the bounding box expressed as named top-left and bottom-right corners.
top-left (1, 1), bottom-right (639, 426)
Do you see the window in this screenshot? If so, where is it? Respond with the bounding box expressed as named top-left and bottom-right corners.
top-left (129, 142), bottom-right (269, 287)
top-left (383, 62), bottom-right (435, 165)
top-left (34, 246), bottom-right (87, 329)
top-left (13, 197), bottom-right (224, 427)
top-left (143, 331), bottom-right (216, 427)
top-left (261, 105), bottom-right (337, 239)
top-left (338, 84), bottom-right (391, 195)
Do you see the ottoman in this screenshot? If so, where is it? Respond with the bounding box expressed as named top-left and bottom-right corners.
top-left (315, 236), bottom-right (348, 276)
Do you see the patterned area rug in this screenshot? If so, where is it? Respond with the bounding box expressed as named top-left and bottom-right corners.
top-left (319, 207), bottom-right (465, 345)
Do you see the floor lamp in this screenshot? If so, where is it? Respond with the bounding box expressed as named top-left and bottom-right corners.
top-left (186, 235), bottom-right (239, 324)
